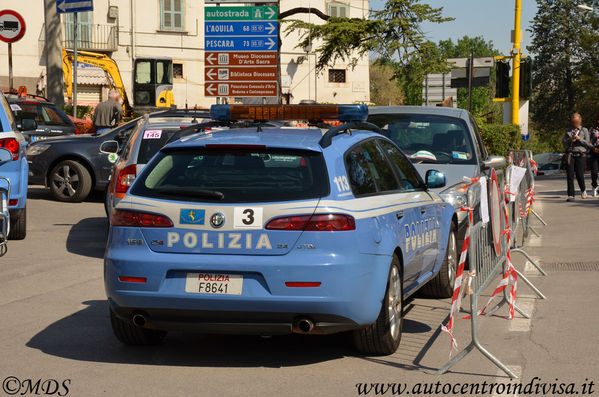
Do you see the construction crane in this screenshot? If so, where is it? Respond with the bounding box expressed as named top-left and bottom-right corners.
top-left (62, 49), bottom-right (175, 116)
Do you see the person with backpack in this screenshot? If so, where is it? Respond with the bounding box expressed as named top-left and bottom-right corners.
top-left (563, 113), bottom-right (592, 201)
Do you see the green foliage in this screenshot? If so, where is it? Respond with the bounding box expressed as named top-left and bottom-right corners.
top-left (284, 0), bottom-right (452, 74)
top-left (60, 104), bottom-right (93, 119)
top-left (477, 121), bottom-right (521, 157)
top-left (369, 62), bottom-right (404, 105)
top-left (395, 41), bottom-right (448, 105)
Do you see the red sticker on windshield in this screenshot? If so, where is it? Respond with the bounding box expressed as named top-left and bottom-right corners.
top-left (143, 130), bottom-right (162, 139)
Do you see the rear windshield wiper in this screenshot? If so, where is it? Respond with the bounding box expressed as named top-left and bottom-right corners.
top-left (156, 188), bottom-right (225, 200)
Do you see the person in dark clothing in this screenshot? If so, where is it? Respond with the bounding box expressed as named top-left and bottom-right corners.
top-left (93, 90), bottom-right (123, 134)
top-left (563, 113), bottom-right (592, 201)
top-left (590, 118), bottom-right (599, 197)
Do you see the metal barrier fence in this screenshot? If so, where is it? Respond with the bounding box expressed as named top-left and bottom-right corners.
top-left (438, 156), bottom-right (549, 379)
top-left (438, 172), bottom-right (518, 378)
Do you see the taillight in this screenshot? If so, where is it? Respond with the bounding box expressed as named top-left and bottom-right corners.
top-left (115, 164), bottom-right (137, 194)
top-left (110, 210), bottom-right (173, 227)
top-left (0, 138), bottom-right (20, 160)
top-left (265, 214), bottom-right (355, 231)
top-left (8, 199), bottom-right (17, 206)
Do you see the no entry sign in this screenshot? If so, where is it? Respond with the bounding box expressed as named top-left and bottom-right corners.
top-left (0, 10), bottom-right (26, 43)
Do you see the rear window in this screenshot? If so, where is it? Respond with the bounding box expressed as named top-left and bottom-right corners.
top-left (368, 113), bottom-right (477, 165)
top-left (137, 128), bottom-right (183, 164)
top-left (130, 148), bottom-right (330, 203)
top-left (11, 102), bottom-right (73, 126)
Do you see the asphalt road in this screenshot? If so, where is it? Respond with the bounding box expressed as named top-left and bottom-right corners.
top-left (0, 178), bottom-right (598, 396)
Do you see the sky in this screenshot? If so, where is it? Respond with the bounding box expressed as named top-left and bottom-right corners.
top-left (373, 0), bottom-right (539, 56)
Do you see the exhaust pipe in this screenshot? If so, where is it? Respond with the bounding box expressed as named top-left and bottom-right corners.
top-left (132, 313), bottom-right (147, 327)
top-left (293, 318), bottom-right (314, 333)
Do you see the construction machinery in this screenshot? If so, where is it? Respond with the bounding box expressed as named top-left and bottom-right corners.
top-left (62, 49), bottom-right (175, 116)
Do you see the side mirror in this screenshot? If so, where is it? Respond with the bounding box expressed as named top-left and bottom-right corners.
top-left (425, 169), bottom-right (447, 189)
top-left (482, 155), bottom-right (506, 170)
top-left (20, 118), bottom-right (37, 131)
top-left (0, 147), bottom-right (12, 164)
top-left (100, 140), bottom-right (119, 154)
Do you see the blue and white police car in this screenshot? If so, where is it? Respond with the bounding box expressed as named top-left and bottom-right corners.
top-left (104, 104), bottom-right (457, 355)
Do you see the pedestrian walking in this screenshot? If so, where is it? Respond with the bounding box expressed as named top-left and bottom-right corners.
top-left (590, 118), bottom-right (599, 197)
top-left (93, 90), bottom-right (123, 134)
top-left (563, 113), bottom-right (592, 201)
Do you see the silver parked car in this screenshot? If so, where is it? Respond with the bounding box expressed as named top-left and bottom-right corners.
top-left (368, 106), bottom-right (505, 251)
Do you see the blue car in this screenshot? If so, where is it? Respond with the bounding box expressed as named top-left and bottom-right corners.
top-left (0, 91), bottom-right (32, 240)
top-left (104, 105), bottom-right (457, 354)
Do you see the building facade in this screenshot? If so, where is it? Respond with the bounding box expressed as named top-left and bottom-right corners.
top-left (0, 0), bottom-right (370, 108)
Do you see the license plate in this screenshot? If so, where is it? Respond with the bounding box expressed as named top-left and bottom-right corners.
top-left (185, 273), bottom-right (243, 295)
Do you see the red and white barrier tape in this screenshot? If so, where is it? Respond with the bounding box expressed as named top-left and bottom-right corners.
top-left (530, 158), bottom-right (538, 175)
top-left (441, 177), bottom-right (479, 354)
top-left (518, 185), bottom-right (536, 218)
top-left (441, 206), bottom-right (473, 353)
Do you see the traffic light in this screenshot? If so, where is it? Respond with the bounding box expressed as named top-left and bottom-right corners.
top-left (495, 61), bottom-right (510, 98)
top-left (519, 58), bottom-right (532, 98)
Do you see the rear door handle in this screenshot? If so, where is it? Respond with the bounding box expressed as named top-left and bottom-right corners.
top-left (396, 211), bottom-right (404, 220)
top-left (420, 207), bottom-right (427, 214)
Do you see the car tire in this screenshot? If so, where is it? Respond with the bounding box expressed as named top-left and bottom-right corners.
top-left (421, 222), bottom-right (458, 299)
top-left (352, 256), bottom-right (403, 355)
top-left (8, 208), bottom-right (26, 240)
top-left (109, 309), bottom-right (166, 346)
top-left (49, 160), bottom-right (93, 202)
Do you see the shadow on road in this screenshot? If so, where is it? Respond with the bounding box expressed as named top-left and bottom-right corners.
top-left (66, 217), bottom-right (108, 258)
top-left (26, 300), bottom-right (435, 368)
top-left (27, 185), bottom-right (105, 203)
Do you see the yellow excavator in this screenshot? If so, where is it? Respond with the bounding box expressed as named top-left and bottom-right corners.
top-left (62, 48), bottom-right (175, 116)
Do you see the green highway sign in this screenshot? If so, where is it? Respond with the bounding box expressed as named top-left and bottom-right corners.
top-left (205, 6), bottom-right (278, 21)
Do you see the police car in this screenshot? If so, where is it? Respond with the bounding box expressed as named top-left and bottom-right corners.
top-left (104, 105), bottom-right (457, 355)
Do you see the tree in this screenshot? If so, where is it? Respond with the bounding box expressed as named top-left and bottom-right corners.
top-left (528, 0), bottom-right (594, 132)
top-left (283, 0), bottom-right (452, 75)
top-left (369, 62), bottom-right (404, 106)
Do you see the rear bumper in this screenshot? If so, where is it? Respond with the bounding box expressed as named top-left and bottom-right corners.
top-left (109, 303), bottom-right (358, 335)
top-left (104, 246), bottom-right (392, 333)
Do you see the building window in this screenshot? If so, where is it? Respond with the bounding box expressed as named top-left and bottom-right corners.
top-left (327, 2), bottom-right (349, 18)
top-left (173, 63), bottom-right (183, 79)
top-left (65, 12), bottom-right (92, 48)
top-left (328, 69), bottom-right (347, 83)
top-left (161, 0), bottom-right (184, 31)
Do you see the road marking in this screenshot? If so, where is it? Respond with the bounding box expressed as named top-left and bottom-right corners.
top-left (524, 257), bottom-right (543, 275)
top-left (509, 298), bottom-right (535, 331)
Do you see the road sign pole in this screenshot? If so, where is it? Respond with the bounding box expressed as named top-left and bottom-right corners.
top-left (468, 49), bottom-right (474, 112)
top-left (73, 11), bottom-right (78, 117)
top-left (7, 43), bottom-right (13, 92)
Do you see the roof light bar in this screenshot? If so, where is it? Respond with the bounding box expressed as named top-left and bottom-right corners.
top-left (209, 104), bottom-right (368, 122)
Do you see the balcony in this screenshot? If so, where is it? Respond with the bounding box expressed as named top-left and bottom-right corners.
top-left (39, 23), bottom-right (118, 55)
top-left (63, 23), bottom-right (118, 52)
